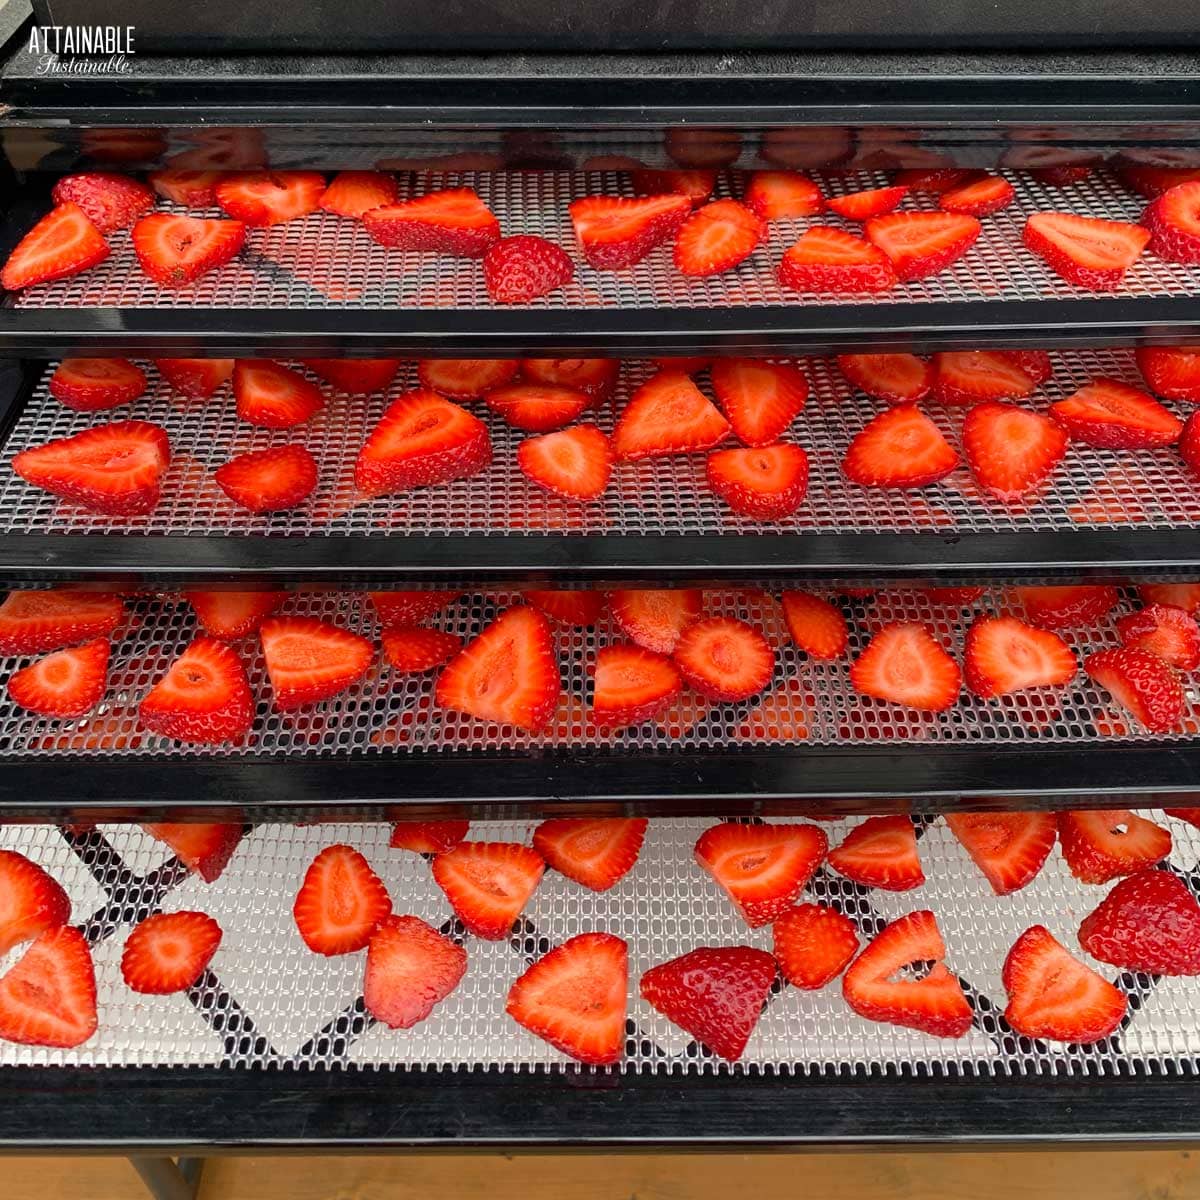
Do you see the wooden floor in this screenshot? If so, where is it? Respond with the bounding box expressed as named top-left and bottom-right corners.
top-left (7, 1150), bottom-right (1200, 1200)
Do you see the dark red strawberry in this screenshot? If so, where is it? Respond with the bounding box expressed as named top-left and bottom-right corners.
top-left (0, 926), bottom-right (97, 1048)
top-left (893, 168), bottom-right (973, 193)
top-left (709, 359), bottom-right (809, 447)
top-left (416, 358), bottom-right (520, 399)
top-left (1142, 180), bottom-right (1200, 264)
top-left (364, 914), bottom-right (466, 1029)
top-left (486, 383), bottom-right (590, 432)
top-left (931, 351), bottom-right (1038, 407)
top-left (841, 406), bottom-right (959, 489)
top-left (866, 211), bottom-right (981, 280)
top-left (0, 590), bottom-right (123, 655)
top-left (1117, 604), bottom-right (1200, 670)
top-left (945, 812), bottom-right (1057, 895)
top-left (517, 424), bottom-right (612, 501)
top-left (1013, 585), bottom-right (1119, 630)
top-left (7, 639), bottom-right (109, 719)
top-left (293, 844), bottom-right (391, 955)
top-left (131, 214), bottom-right (246, 287)
top-left (826, 184), bottom-right (908, 221)
top-left (1078, 869), bottom-right (1200, 975)
top-left (121, 911), bottom-right (222, 994)
top-left (777, 226), bottom-right (896, 293)
top-left (611, 589), bottom-right (703, 655)
top-left (483, 235), bottom-right (574, 303)
top-left (431, 841), bottom-right (545, 938)
top-left (389, 820), bottom-right (470, 854)
top-left (148, 168), bottom-right (222, 208)
top-left (781, 591), bottom-right (848, 660)
top-left (522, 590), bottom-right (606, 626)
top-left (301, 358), bottom-right (400, 394)
top-left (319, 171), bottom-right (398, 219)
top-left (364, 188), bottom-right (501, 257)
top-left (837, 353), bottom-right (933, 405)
top-left (215, 171), bottom-right (325, 225)
top-left (51, 172), bottom-right (153, 233)
top-left (673, 616), bottom-right (774, 701)
top-left (1030, 164), bottom-right (1095, 188)
top-left (962, 401), bottom-right (1068, 500)
top-left (138, 637), bottom-right (254, 745)
top-left (155, 358), bottom-right (234, 399)
top-left (590, 644), bottom-right (681, 728)
top-left (1084, 646), bottom-right (1186, 733)
top-left (850, 623), bottom-right (961, 711)
top-left (233, 360), bottom-right (324, 429)
top-left (184, 590), bottom-right (285, 641)
top-left (828, 815), bottom-right (924, 890)
top-left (1137, 346), bottom-right (1200, 403)
top-left (260, 616), bottom-right (373, 710)
top-left (368, 590), bottom-right (460, 627)
top-left (49, 358), bottom-right (146, 412)
top-left (568, 193), bottom-right (691, 269)
top-left (632, 169), bottom-right (717, 206)
top-left (772, 903), bottom-right (859, 990)
top-left (1050, 378), bottom-right (1182, 449)
top-left (611, 371), bottom-right (730, 460)
top-left (939, 173), bottom-right (1015, 217)
top-left (521, 358), bottom-right (619, 401)
top-left (743, 171), bottom-right (823, 220)
top-left (1059, 810), bottom-right (1172, 884)
top-left (0, 850), bottom-right (71, 956)
top-left (381, 625), bottom-right (462, 673)
top-left (963, 615), bottom-right (1076, 698)
top-left (140, 823), bottom-right (244, 882)
top-left (533, 818), bottom-right (648, 891)
top-left (1023, 211), bottom-right (1150, 290)
top-left (673, 199), bottom-right (765, 276)
top-left (214, 444), bottom-right (318, 513)
top-left (1, 203), bottom-right (110, 291)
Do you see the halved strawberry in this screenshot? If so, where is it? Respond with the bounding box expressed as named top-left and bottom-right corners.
top-left (214, 171), bottom-right (325, 225)
top-left (611, 371), bottom-right (730, 460)
top-left (773, 903), bottom-right (859, 990)
top-left (8, 639), bottom-right (109, 719)
top-left (611, 589), bottom-right (703, 655)
top-left (590, 644), bottom-right (681, 728)
top-left (938, 173), bottom-right (1015, 217)
top-left (486, 383), bottom-right (590, 432)
top-left (1078, 869), bottom-right (1200, 975)
top-left (1136, 346), bottom-right (1200, 403)
top-left (1023, 211), bottom-right (1150, 290)
top-left (363, 188), bottom-right (501, 257)
top-left (381, 625), bottom-right (462, 673)
top-left (1142, 180), bottom-right (1200, 264)
top-left (1059, 809), bottom-right (1172, 884)
top-left (706, 443), bottom-right (809, 519)
top-left (828, 815), bottom-right (924, 890)
top-left (233, 360), bottom-right (324, 429)
top-left (138, 636), bottom-right (254, 745)
top-left (533, 818), bottom-right (648, 891)
top-left (1013, 584), bottom-right (1119, 630)
top-left (963, 615), bottom-right (1076, 699)
top-left (51, 172), bottom-right (153, 233)
top-left (1, 203), bottom-right (110, 291)
top-left (639, 945), bottom-right (776, 1062)
top-left (319, 171), bottom-right (399, 220)
top-left (842, 910), bottom-right (971, 1037)
top-left (931, 351), bottom-right (1038, 407)
top-left (507, 931), bottom-right (627, 1064)
top-left (48, 358), bottom-right (146, 413)
top-left (301, 359), bottom-right (400, 394)
top-left (292, 843), bottom-right (391, 955)
top-left (841, 406), bottom-right (959, 489)
top-left (522, 590), bottom-right (606, 626)
top-left (184, 590), bottom-right (285, 641)
top-left (850, 622), bottom-right (961, 711)
top-left (709, 358), bottom-right (809, 447)
top-left (945, 811), bottom-right (1057, 895)
top-left (568, 193), bottom-right (691, 269)
top-left (215, 444), bottom-right (318, 513)
top-left (672, 616), bottom-right (773, 701)
top-left (0, 590), bottom-right (123, 655)
top-left (0, 850), bottom-right (71, 956)
top-left (893, 168), bottom-right (973, 193)
top-left (369, 590), bottom-right (460, 627)
top-left (154, 358), bottom-right (234, 399)
top-left (1002, 925), bottom-right (1126, 1044)
top-left (743, 171), bottom-right (824, 220)
top-left (521, 358), bottom-right (619, 401)
top-left (121, 910), bottom-right (222, 994)
top-left (364, 913), bottom-right (466, 1029)
top-left (1084, 646), bottom-right (1186, 733)
top-left (354, 389), bottom-right (492, 496)
top-left (1050, 378), bottom-right (1181, 449)
top-left (866, 211), bottom-right (981, 281)
top-left (416, 358), bottom-right (520, 399)
top-left (962, 401), bottom-right (1068, 500)
top-left (431, 841), bottom-right (545, 938)
top-left (483, 235), bottom-right (574, 304)
top-left (837, 353), bottom-right (933, 405)
top-left (826, 185), bottom-right (909, 221)
top-left (130, 214), bottom-right (246, 287)
top-left (13, 420), bottom-right (171, 515)
top-left (141, 822), bottom-right (244, 882)
top-left (435, 606), bottom-right (561, 732)
top-left (517, 424), bottom-right (612, 501)
top-left (148, 168), bottom-right (222, 208)
top-left (1117, 604), bottom-right (1200, 670)
top-left (673, 199), bottom-right (765, 276)
top-left (694, 821), bottom-right (827, 927)
top-left (1139, 582), bottom-right (1200, 613)
top-left (777, 226), bottom-right (897, 293)
top-left (631, 169), bottom-right (717, 207)
top-left (260, 616), bottom-right (373, 710)
top-left (389, 820), bottom-right (470, 854)
top-left (0, 926), bottom-right (97, 1048)
top-left (781, 591), bottom-right (848, 659)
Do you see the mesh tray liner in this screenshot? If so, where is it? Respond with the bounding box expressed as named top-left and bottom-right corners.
top-left (2, 814), bottom-right (1199, 1077)
top-left (10, 168), bottom-right (1200, 313)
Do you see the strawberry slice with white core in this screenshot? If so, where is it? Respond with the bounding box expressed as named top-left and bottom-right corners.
top-left (673, 199), bottom-right (766, 276)
top-left (0, 590), bottom-right (123, 655)
top-left (938, 174), bottom-right (1015, 217)
top-left (1136, 345), bottom-right (1200, 403)
top-left (962, 401), bottom-right (1068, 500)
top-left (485, 383), bottom-right (590, 432)
top-left (0, 850), bottom-right (71, 956)
top-left (517, 424), bottom-right (613, 501)
top-left (140, 823), bottom-right (244, 883)
top-left (155, 358), bottom-right (235, 399)
top-left (591, 643), bottom-right (681, 728)
top-left (850, 622), bottom-right (962, 711)
top-left (260, 616), bottom-right (374, 711)
top-left (7, 639), bottom-right (109, 718)
top-left (214, 171), bottom-right (326, 225)
top-left (431, 841), bottom-right (546, 939)
top-left (743, 171), bottom-right (823, 220)
top-left (184, 590), bottom-right (286, 641)
top-left (138, 637), bottom-right (254, 746)
top-left (931, 350), bottom-right (1038, 407)
top-left (1059, 809), bottom-right (1172, 884)
top-left (121, 911), bottom-right (222, 994)
top-left (292, 844), bottom-right (391, 956)
top-left (841, 406), bottom-right (959, 489)
top-left (1023, 211), bottom-right (1150, 290)
top-left (611, 371), bottom-right (730, 460)
top-left (837, 353), bottom-right (933, 405)
top-left (148, 168), bottom-right (222, 207)
top-left (826, 185), bottom-right (909, 221)
top-left (672, 616), bottom-right (774, 702)
top-left (532, 818), bottom-right (648, 891)
top-left (610, 589), bottom-right (703, 655)
top-left (416, 358), bottom-right (520, 399)
top-left (780, 591), bottom-right (848, 660)
top-left (1, 203), bottom-right (110, 292)
top-left (828, 815), bottom-right (925, 891)
top-left (0, 926), bottom-right (97, 1048)
top-left (521, 358), bottom-right (619, 401)
top-left (130, 214), bottom-right (246, 287)
top-left (963, 615), bottom-right (1077, 699)
top-left (319, 171), bottom-right (399, 220)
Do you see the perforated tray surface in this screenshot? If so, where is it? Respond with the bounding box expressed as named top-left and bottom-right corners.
top-left (2, 814), bottom-right (1199, 1077)
top-left (10, 169), bottom-right (1200, 313)
top-left (5, 349), bottom-right (1200, 540)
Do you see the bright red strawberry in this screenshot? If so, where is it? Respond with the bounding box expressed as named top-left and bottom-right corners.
top-left (131, 214), bottom-right (246, 287)
top-left (1117, 604), bottom-right (1200, 670)
top-left (963, 615), bottom-right (1076, 698)
top-left (416, 358), bottom-right (520, 399)
top-left (301, 358), bottom-right (400, 394)
top-left (0, 926), bottom-right (97, 1048)
top-left (1079, 869), bottom-right (1200, 975)
top-left (185, 590), bottom-right (286, 640)
top-left (781, 591), bottom-right (848, 659)
top-left (611, 589), bottom-right (703, 655)
top-left (381, 625), bottom-right (462, 673)
top-left (120, 910), bottom-right (222, 994)
top-left (518, 425), bottom-right (612, 501)
top-left (215, 444), bottom-right (318, 513)
top-left (938, 173), bottom-right (1015, 217)
top-left (772, 903), bottom-right (859, 989)
top-left (260, 616), bottom-right (373, 710)
top-left (709, 358), bottom-right (809, 447)
top-left (0, 590), bottom-right (123, 655)
top-left (611, 371), bottom-right (730, 460)
top-left (0, 203), bottom-right (110, 291)
top-left (842, 910), bottom-right (971, 1037)
top-left (1059, 809), bottom-right (1172, 884)
top-left (841, 406), bottom-right (959, 489)
top-left (673, 198), bottom-right (765, 276)
top-left (1050, 378), bottom-right (1181, 449)
top-left (777, 226), bottom-right (897, 293)
top-left (1139, 582), bottom-right (1200, 613)
top-left (837, 353), bottom-right (933, 405)
top-left (148, 168), bottom-right (222, 208)
top-left (141, 823), bottom-right (244, 882)
top-left (435, 606), bottom-right (561, 732)
top-left (640, 945), bottom-right (776, 1062)
top-left (589, 644), bottom-right (677, 728)
top-left (1023, 211), bottom-right (1150, 290)
top-left (13, 420), bottom-right (170, 516)
top-left (7, 639), bottom-right (109, 719)
top-left (155, 357), bottom-right (234, 399)
top-left (568, 193), bottom-right (691, 269)
top-left (214, 171), bottom-right (325, 225)
top-left (865, 211), bottom-right (981, 281)
top-left (632, 169), bottom-right (717, 206)
top-left (318, 171), bottom-right (398, 219)
top-left (486, 383), bottom-right (590, 432)
top-left (431, 841), bottom-right (545, 938)
top-left (673, 616), bottom-right (773, 701)
top-left (743, 171), bottom-right (823, 220)
top-left (522, 590), bottom-right (606, 626)
top-left (962, 401), bottom-right (1068, 500)
top-left (534, 818), bottom-right (648, 891)
top-left (233, 360), bottom-right (323, 429)
top-left (1013, 584), bottom-right (1119, 630)
top-left (364, 914), bottom-right (467, 1029)
top-left (945, 811), bottom-right (1057, 895)
top-left (389, 820), bottom-right (470, 854)
top-left (138, 637), bottom-right (254, 745)
top-left (1142, 180), bottom-right (1200, 263)
top-left (363, 188), bottom-right (501, 257)
top-left (521, 358), bottom-right (619, 401)
top-left (706, 443), bottom-right (809, 520)
top-left (694, 821), bottom-right (827, 927)
top-left (293, 844), bottom-right (391, 955)
top-left (0, 850), bottom-right (70, 956)
top-left (354, 390), bottom-right (491, 496)
top-left (483, 235), bottom-right (574, 303)
top-left (507, 931), bottom-right (628, 1064)
top-left (931, 350), bottom-right (1038, 407)
top-left (828, 815), bottom-right (924, 890)
top-left (51, 171), bottom-right (153, 233)
top-left (49, 358), bottom-right (146, 412)
top-left (1084, 646), bottom-right (1186, 733)
top-left (1002, 925), bottom-right (1126, 1044)
top-left (893, 168), bottom-right (973, 193)
top-left (850, 623), bottom-right (961, 711)
top-left (368, 590), bottom-right (460, 627)
top-left (826, 184), bottom-right (909, 221)
top-left (1137, 346), bottom-right (1200, 403)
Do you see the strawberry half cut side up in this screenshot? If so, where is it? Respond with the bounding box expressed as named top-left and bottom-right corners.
top-left (1023, 211), bottom-right (1150, 291)
top-left (0, 925), bottom-right (97, 1048)
top-left (1117, 604), bottom-right (1200, 670)
top-left (777, 226), bottom-right (897, 293)
top-left (706, 443), bottom-right (810, 520)
top-left (1, 203), bottom-right (109, 292)
top-left (961, 402), bottom-right (1068, 501)
top-left (568, 193), bottom-right (691, 270)
top-left (1058, 809), bottom-right (1172, 884)
top-left (215, 171), bottom-right (326, 225)
top-left (381, 626), bottom-right (462, 674)
top-left (710, 358), bottom-right (809, 447)
top-left (155, 357), bottom-right (236, 400)
top-left (138, 637), bottom-right (254, 746)
top-left (319, 171), bottom-right (399, 220)
top-left (485, 383), bottom-right (590, 432)
top-left (931, 350), bottom-right (1038, 407)
top-left (850, 622), bottom-right (961, 712)
top-left (673, 198), bottom-right (765, 277)
top-left (292, 843), bottom-right (392, 956)
top-left (1079, 869), bottom-right (1200, 976)
top-left (364, 914), bottom-right (467, 1030)
top-left (131, 214), bottom-right (246, 288)
top-left (416, 358), bottom-right (520, 399)
top-left (532, 818), bottom-right (648, 891)
top-left (233, 360), bottom-right (325, 429)
top-left (260, 616), bottom-right (374, 711)
top-left (825, 184), bottom-right (909, 221)
top-left (7, 639), bottom-right (109, 719)
top-left (431, 841), bottom-right (545, 939)
top-left (827, 815), bottom-right (925, 891)
top-left (0, 849), bottom-right (71, 956)
top-left (743, 170), bottom-right (823, 220)
top-left (938, 173), bottom-right (1015, 217)
top-left (944, 812), bottom-right (1057, 895)
top-left (518, 425), bottom-right (613, 501)
top-left (590, 644), bottom-right (680, 729)
top-left (363, 188), bottom-right (501, 258)
top-left (0, 589), bottom-right (123, 655)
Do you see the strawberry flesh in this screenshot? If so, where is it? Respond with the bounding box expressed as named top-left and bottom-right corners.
top-left (850, 622), bottom-right (961, 711)
top-left (233, 360), bottom-right (324, 429)
top-left (301, 358), bottom-right (400, 394)
top-left (140, 823), bottom-right (244, 883)
top-left (0, 926), bottom-right (97, 1048)
top-left (772, 903), bottom-right (859, 990)
top-left (0, 849), bottom-right (71, 956)
top-left (293, 844), bottom-right (391, 956)
top-left (138, 637), bottom-right (254, 745)
top-left (486, 383), bottom-right (590, 432)
top-left (1058, 809), bottom-right (1172, 884)
top-left (1, 203), bottom-right (110, 292)
top-left (939, 173), bottom-right (1015, 217)
top-left (184, 590), bottom-right (285, 641)
top-left (778, 226), bottom-right (896, 293)
top-left (944, 811), bottom-right (1057, 895)
top-left (828, 815), bottom-right (925, 891)
top-left (131, 214), bottom-right (246, 287)
top-left (865, 211), bottom-right (981, 281)
top-left (364, 188), bottom-right (501, 258)
top-left (841, 406), bottom-right (959, 489)
top-left (215, 171), bottom-right (326, 225)
top-left (611, 589), bottom-right (703, 655)
top-left (837, 353), bottom-right (933, 405)
top-left (431, 841), bottom-right (545, 939)
top-left (612, 370), bottom-right (730, 460)
top-left (743, 171), bottom-right (823, 220)
top-left (568, 193), bottom-right (691, 269)
top-left (1142, 180), bottom-right (1200, 264)
top-left (389, 820), bottom-right (470, 854)
top-left (1023, 211), bottom-right (1150, 290)
top-left (673, 616), bottom-right (774, 701)
top-left (518, 424), bottom-right (613, 501)
top-left (260, 616), bottom-right (373, 710)
top-left (364, 914), bottom-right (467, 1029)
top-left (121, 910), bottom-right (222, 994)
top-left (1136, 345), bottom-right (1200, 403)
top-left (1117, 604), bottom-right (1200, 670)
top-left (215, 444), bottom-right (318, 513)
top-left (0, 590), bottom-right (123, 655)
top-left (673, 198), bottom-right (765, 277)
top-left (781, 591), bottom-right (848, 660)
top-left (417, 358), bottom-right (520, 399)
top-left (319, 171), bottom-right (399, 220)
top-left (522, 590), bottom-right (606, 626)
top-left (532, 818), bottom-right (648, 891)
top-left (931, 350), bottom-right (1038, 407)
top-left (1084, 646), bottom-right (1186, 733)
top-left (155, 358), bottom-right (235, 399)
top-left (590, 645), bottom-right (681, 728)
top-left (49, 358), bottom-right (146, 412)
top-left (1049, 378), bottom-right (1182, 449)
top-left (962, 401), bottom-right (1067, 500)
top-left (381, 625), bottom-right (462, 673)
top-left (826, 185), bottom-right (909, 221)
top-left (7, 639), bottom-right (109, 718)
top-left (1014, 584), bottom-right (1119, 630)
top-left (963, 615), bottom-right (1076, 698)
top-left (710, 358), bottom-right (809, 447)
top-left (707, 443), bottom-right (809, 520)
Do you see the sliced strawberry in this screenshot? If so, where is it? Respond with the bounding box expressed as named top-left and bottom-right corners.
top-left (522, 590), bottom-right (606, 626)
top-left (416, 358), bottom-right (520, 399)
top-left (709, 359), bottom-right (809, 447)
top-left (1117, 604), bottom-right (1200, 670)
top-left (486, 383), bottom-right (590, 432)
top-left (639, 945), bottom-right (776, 1062)
top-left (1013, 584), bottom-right (1120, 630)
top-left (1000, 349), bottom-right (1055, 386)
top-left (773, 903), bottom-right (859, 990)
top-left (781, 591), bottom-right (848, 660)
top-left (13, 420), bottom-right (170, 516)
top-left (1059, 809), bottom-right (1172, 884)
top-left (0, 590), bottom-right (123, 655)
top-left (48, 358), bottom-right (146, 413)
top-left (1023, 211), bottom-right (1149, 290)
top-left (826, 184), bottom-right (909, 221)
top-left (215, 444), bottom-right (318, 513)
top-left (706, 443), bottom-right (809, 520)
top-left (369, 590), bottom-right (460, 627)
top-left (568, 193), bottom-right (691, 269)
top-left (521, 358), bottom-right (619, 401)
top-left (743, 171), bottom-right (824, 220)
top-left (1084, 646), bottom-right (1186, 733)
top-left (354, 389), bottom-right (491, 496)
top-left (850, 622), bottom-right (961, 712)
top-left (364, 913), bottom-right (466, 1029)
top-left (611, 371), bottom-right (730, 460)
top-left (506, 931), bottom-right (627, 1064)
top-left (1030, 165), bottom-right (1094, 188)
top-left (155, 358), bottom-right (234, 399)
top-left (590, 644), bottom-right (681, 728)
top-left (945, 812), bottom-right (1057, 895)
top-left (1050, 378), bottom-right (1182, 449)
top-left (893, 168), bottom-right (973, 193)
top-left (533, 818), bottom-right (648, 891)
top-left (389, 820), bottom-right (470, 854)
top-left (260, 616), bottom-right (373, 710)
top-left (517, 425), bottom-right (612, 501)
top-left (51, 172), bottom-right (153, 233)
top-left (963, 615), bottom-right (1076, 699)
top-left (673, 616), bottom-right (773, 701)
top-left (1142, 180), bottom-right (1200, 264)
top-left (140, 822), bottom-right (244, 883)
top-left (1002, 925), bottom-right (1126, 1044)
top-left (292, 843), bottom-right (391, 956)
top-left (931, 350), bottom-right (1038, 407)
top-left (1, 203), bottom-right (109, 292)
top-left (673, 198), bottom-right (765, 277)
top-left (120, 911), bottom-right (222, 995)
top-left (0, 926), bottom-right (97, 1048)
top-left (1137, 346), bottom-right (1200, 403)
top-left (431, 841), bottom-right (545, 938)
top-left (841, 406), bottom-right (959, 490)
top-left (483, 235), bottom-right (574, 303)
top-left (828, 815), bottom-right (924, 890)
top-left (631, 169), bottom-right (717, 206)
top-left (8, 639), bottom-right (109, 719)
top-left (1079, 869), bottom-right (1200, 975)
top-left (962, 401), bottom-right (1068, 500)
top-left (865, 211), bottom-right (981, 281)
top-left (938, 173), bottom-right (1015, 217)
top-left (184, 590), bottom-right (285, 641)
top-left (920, 586), bottom-right (986, 605)
top-left (381, 625), bottom-right (462, 674)
top-left (319, 171), bottom-right (399, 220)
top-left (301, 359), bottom-right (400, 394)
top-left (837, 353), bottom-right (933, 405)
top-left (434, 606), bottom-right (561, 733)
top-left (148, 168), bottom-right (223, 208)
top-left (363, 188), bottom-right (501, 258)
top-left (777, 226), bottom-right (897, 293)
top-left (130, 214), bottom-right (246, 287)
top-left (842, 910), bottom-right (971, 1037)
top-left (1138, 582), bottom-right (1200, 613)
top-left (0, 850), bottom-right (71, 956)
top-left (232, 360), bottom-right (324, 429)
top-left (214, 171), bottom-right (325, 226)
top-left (611, 589), bottom-right (703, 655)
top-left (1118, 162), bottom-right (1200, 198)
top-left (138, 636), bottom-right (254, 745)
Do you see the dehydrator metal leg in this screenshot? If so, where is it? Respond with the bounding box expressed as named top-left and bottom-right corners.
top-left (129, 1156), bottom-right (205, 1200)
